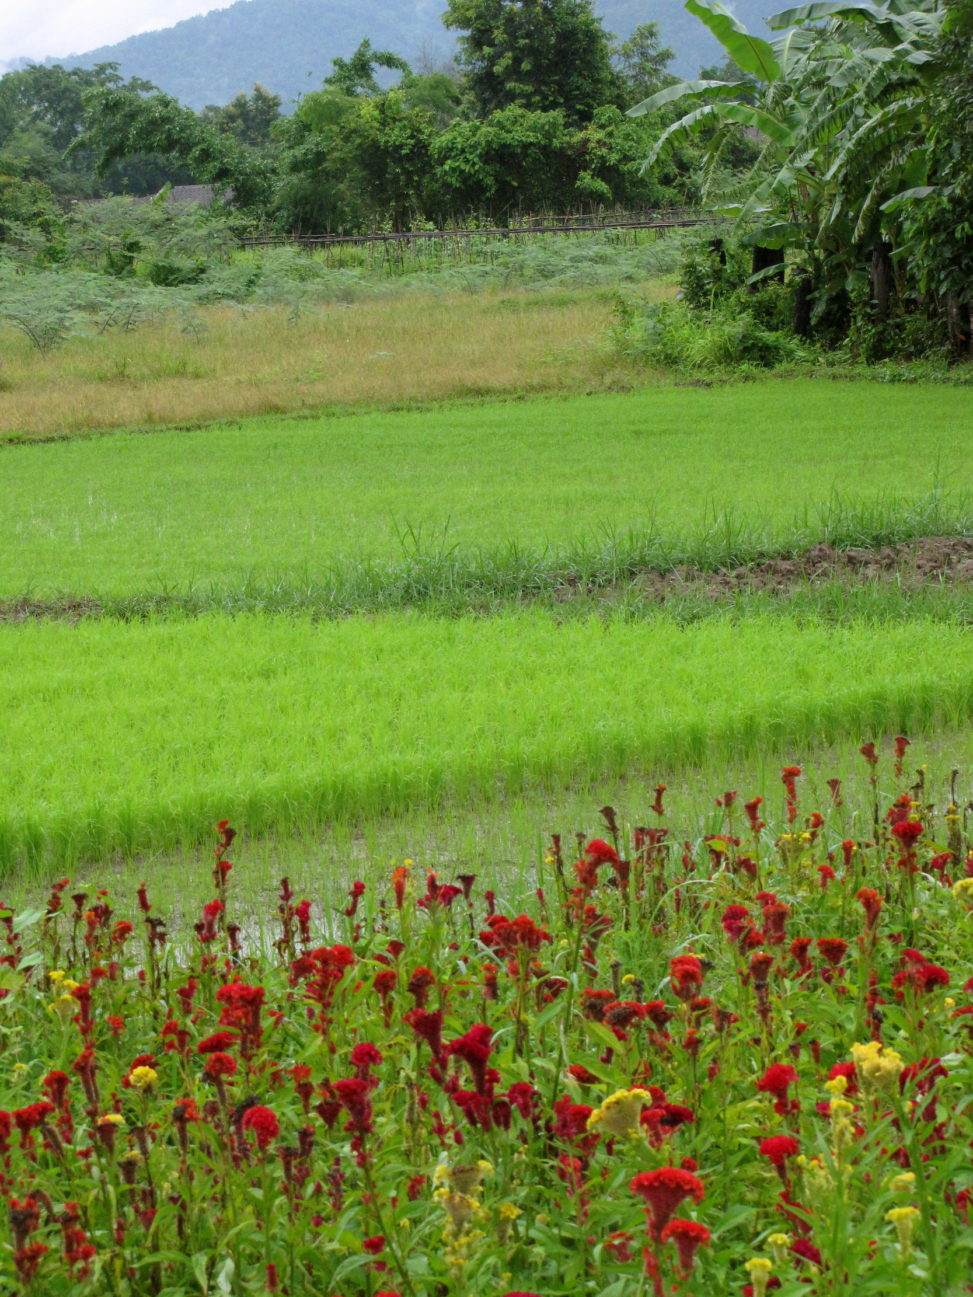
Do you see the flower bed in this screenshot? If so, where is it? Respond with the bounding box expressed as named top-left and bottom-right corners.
top-left (1, 744), bottom-right (971, 1295)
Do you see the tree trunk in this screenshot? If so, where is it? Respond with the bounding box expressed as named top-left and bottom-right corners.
top-left (871, 241), bottom-right (893, 319)
top-left (792, 271), bottom-right (813, 339)
top-left (750, 245), bottom-right (785, 291)
top-left (946, 294), bottom-right (971, 356)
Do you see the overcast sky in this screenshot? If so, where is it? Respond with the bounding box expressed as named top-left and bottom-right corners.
top-left (1, 2), bottom-right (233, 65)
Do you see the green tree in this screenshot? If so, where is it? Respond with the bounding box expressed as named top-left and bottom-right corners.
top-left (324, 38), bottom-right (413, 97)
top-left (431, 105), bottom-right (580, 215)
top-left (442, 0), bottom-right (621, 124)
top-left (201, 84), bottom-right (282, 148)
top-left (78, 83), bottom-right (271, 211)
top-left (612, 23), bottom-right (677, 105)
top-left (0, 62), bottom-right (158, 200)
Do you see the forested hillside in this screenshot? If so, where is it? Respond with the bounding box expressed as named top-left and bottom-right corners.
top-left (45, 0), bottom-right (772, 107)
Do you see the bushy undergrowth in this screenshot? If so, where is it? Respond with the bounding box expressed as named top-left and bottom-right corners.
top-left (1, 745), bottom-right (972, 1295)
top-left (611, 298), bottom-right (811, 372)
top-left (0, 215), bottom-right (689, 353)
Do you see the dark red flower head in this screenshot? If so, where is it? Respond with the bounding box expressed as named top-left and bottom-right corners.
top-left (630, 1167), bottom-right (705, 1239)
top-left (759, 1135), bottom-right (800, 1168)
top-left (585, 839), bottom-right (619, 865)
top-left (660, 1218), bottom-right (711, 1273)
top-left (241, 1105), bottom-right (279, 1149)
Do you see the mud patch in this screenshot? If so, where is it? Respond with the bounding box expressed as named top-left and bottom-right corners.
top-left (560, 535), bottom-right (973, 601)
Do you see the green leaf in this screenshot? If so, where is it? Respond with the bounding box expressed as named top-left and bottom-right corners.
top-left (769, 1), bottom-right (889, 29)
top-left (628, 79), bottom-right (744, 117)
top-left (582, 1018), bottom-right (621, 1053)
top-left (685, 0), bottom-right (782, 81)
top-left (880, 185), bottom-right (935, 212)
top-left (191, 1253), bottom-right (210, 1295)
top-left (12, 907), bottom-right (46, 934)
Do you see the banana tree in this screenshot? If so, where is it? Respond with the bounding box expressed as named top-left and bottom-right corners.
top-left (630, 0), bottom-right (946, 329)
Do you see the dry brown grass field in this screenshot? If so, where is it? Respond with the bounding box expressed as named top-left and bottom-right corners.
top-left (0, 287), bottom-right (669, 441)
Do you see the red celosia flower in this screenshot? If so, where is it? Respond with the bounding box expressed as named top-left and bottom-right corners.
top-left (757, 1063), bottom-right (798, 1096)
top-left (669, 955), bottom-right (704, 1001)
top-left (892, 820), bottom-right (923, 845)
top-left (344, 881), bottom-right (366, 918)
top-left (406, 967), bottom-right (436, 1008)
top-left (350, 1043), bottom-right (382, 1079)
top-left (857, 887), bottom-right (882, 930)
top-left (481, 913), bottom-right (551, 957)
top-left (603, 1231), bottom-right (634, 1262)
top-left (721, 905), bottom-right (752, 941)
top-left (391, 866), bottom-right (409, 910)
top-left (585, 838), bottom-right (619, 865)
top-left (446, 1023), bottom-right (493, 1095)
top-left (215, 982), bottom-right (265, 1055)
top-left (403, 1004), bottom-right (442, 1050)
top-left (893, 961), bottom-right (950, 995)
top-left (660, 1218), bottom-right (711, 1273)
top-left (816, 937), bottom-right (848, 968)
top-left (630, 1167), bottom-right (705, 1239)
top-left (744, 796), bottom-right (764, 831)
top-left (241, 1105), bottom-right (279, 1149)
top-left (333, 1079), bottom-right (374, 1135)
top-left (362, 1235), bottom-right (385, 1255)
top-left (42, 1071), bottom-right (70, 1109)
top-left (203, 1052), bottom-right (238, 1080)
top-left (197, 1032), bottom-right (238, 1054)
top-left (757, 1064), bottom-right (799, 1115)
top-left (759, 1135), bottom-right (800, 1170)
top-left (749, 951), bottom-right (775, 987)
top-left (762, 902), bottom-right (790, 946)
top-left (13, 1102), bottom-right (55, 1147)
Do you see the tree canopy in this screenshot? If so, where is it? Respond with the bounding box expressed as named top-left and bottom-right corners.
top-left (443, 0), bottom-right (621, 123)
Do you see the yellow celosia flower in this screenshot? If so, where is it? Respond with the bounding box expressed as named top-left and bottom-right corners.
top-left (48, 970), bottom-right (66, 985)
top-left (437, 1162), bottom-right (490, 1195)
top-left (745, 1257), bottom-right (774, 1297)
top-left (851, 1041), bottom-right (904, 1093)
top-left (433, 1187), bottom-right (479, 1229)
top-left (128, 1066), bottom-right (158, 1092)
top-left (499, 1203), bottom-right (521, 1221)
top-left (824, 1075), bottom-right (848, 1097)
top-left (886, 1205), bottom-right (920, 1255)
top-left (890, 1172), bottom-right (915, 1195)
top-left (586, 1088), bottom-right (650, 1138)
top-left (99, 1113), bottom-right (125, 1127)
top-left (51, 994), bottom-right (77, 1020)
top-left (11, 1063), bottom-right (27, 1077)
top-left (621, 973), bottom-right (636, 985)
top-left (767, 1234), bottom-right (790, 1265)
top-left (801, 1157), bottom-right (834, 1207)
top-left (952, 879), bottom-right (973, 902)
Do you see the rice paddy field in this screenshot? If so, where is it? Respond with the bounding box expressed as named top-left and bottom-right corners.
top-left (2, 257), bottom-right (973, 1295)
top-left (1, 373), bottom-right (973, 884)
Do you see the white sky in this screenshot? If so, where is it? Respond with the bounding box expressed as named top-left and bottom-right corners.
top-left (1, 2), bottom-right (234, 65)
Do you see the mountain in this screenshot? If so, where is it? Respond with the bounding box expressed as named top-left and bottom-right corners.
top-left (52, 0), bottom-right (775, 110)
